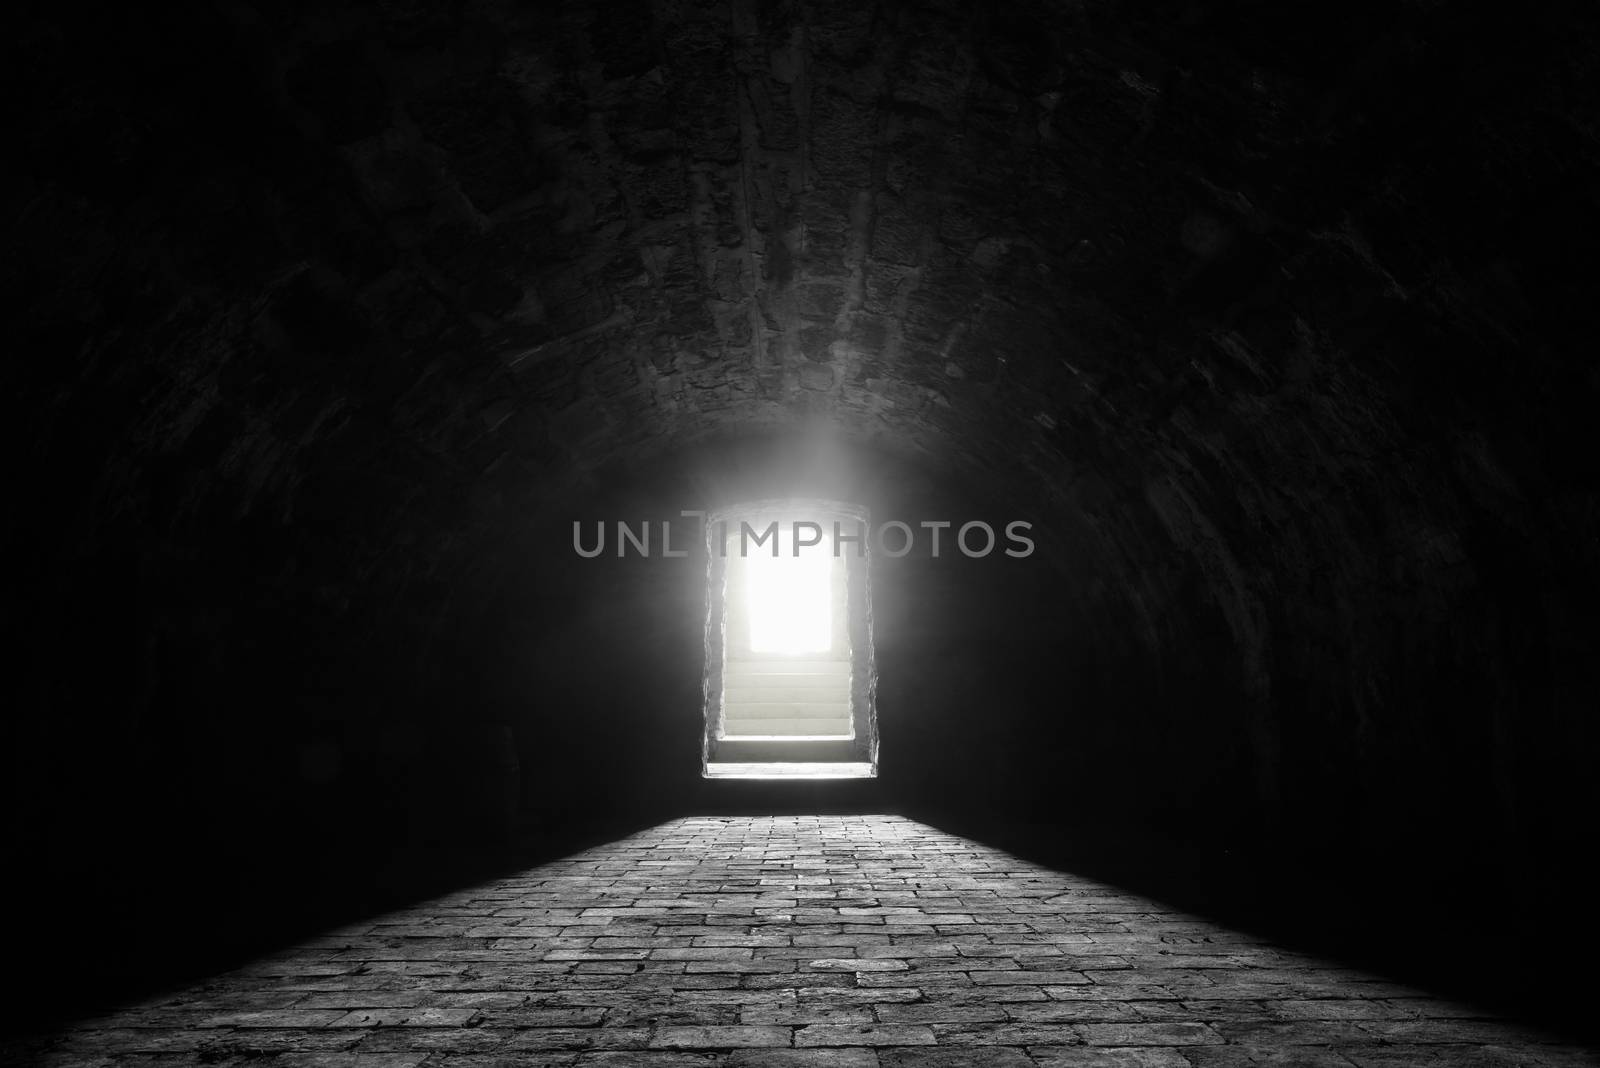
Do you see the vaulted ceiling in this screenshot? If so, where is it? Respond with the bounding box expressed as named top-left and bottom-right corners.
top-left (12, 0), bottom-right (1599, 814)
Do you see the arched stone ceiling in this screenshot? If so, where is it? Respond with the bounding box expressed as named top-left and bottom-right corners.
top-left (13, 0), bottom-right (1599, 747)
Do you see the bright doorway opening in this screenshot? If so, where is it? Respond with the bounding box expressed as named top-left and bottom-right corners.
top-left (701, 500), bottom-right (877, 779)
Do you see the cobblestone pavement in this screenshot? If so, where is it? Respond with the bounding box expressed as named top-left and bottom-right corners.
top-left (8, 816), bottom-right (1595, 1066)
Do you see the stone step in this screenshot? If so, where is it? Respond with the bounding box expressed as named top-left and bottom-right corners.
top-left (724, 659), bottom-right (850, 677)
top-left (711, 738), bottom-right (861, 762)
top-left (723, 700), bottom-right (852, 720)
top-left (721, 717), bottom-right (853, 738)
top-left (724, 676), bottom-right (851, 698)
top-left (702, 761), bottom-right (875, 778)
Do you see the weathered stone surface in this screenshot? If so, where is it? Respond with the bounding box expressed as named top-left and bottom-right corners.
top-left (6, 817), bottom-right (1579, 1067)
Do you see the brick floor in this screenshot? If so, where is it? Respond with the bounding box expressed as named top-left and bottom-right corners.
top-left (7, 816), bottom-right (1595, 1066)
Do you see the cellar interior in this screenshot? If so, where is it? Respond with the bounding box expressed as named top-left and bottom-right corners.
top-left (8, 0), bottom-right (1598, 1056)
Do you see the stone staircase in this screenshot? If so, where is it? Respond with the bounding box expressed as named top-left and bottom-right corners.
top-left (720, 658), bottom-right (852, 739)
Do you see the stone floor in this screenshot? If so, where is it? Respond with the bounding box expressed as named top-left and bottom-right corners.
top-left (8, 815), bottom-right (1595, 1067)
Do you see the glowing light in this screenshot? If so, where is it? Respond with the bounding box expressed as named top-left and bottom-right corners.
top-left (745, 529), bottom-right (833, 654)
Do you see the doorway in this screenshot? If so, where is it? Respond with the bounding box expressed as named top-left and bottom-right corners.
top-left (701, 500), bottom-right (878, 779)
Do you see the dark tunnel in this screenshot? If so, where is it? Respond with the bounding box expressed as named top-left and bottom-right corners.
top-left (7, 0), bottom-right (1600, 1061)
